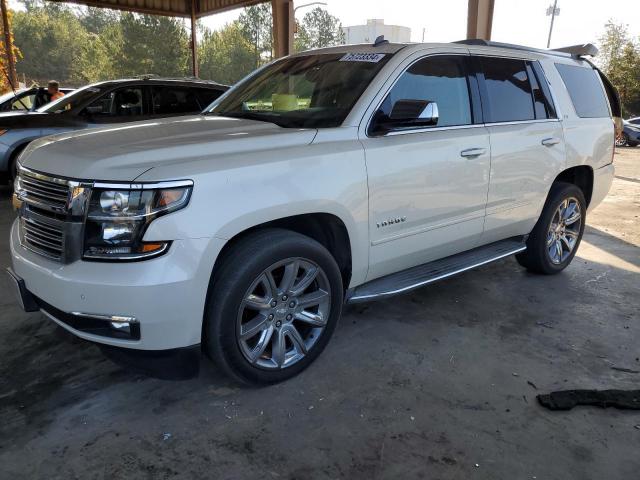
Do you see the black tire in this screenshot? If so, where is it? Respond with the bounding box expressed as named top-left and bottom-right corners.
top-left (203, 228), bottom-right (343, 385)
top-left (516, 182), bottom-right (586, 275)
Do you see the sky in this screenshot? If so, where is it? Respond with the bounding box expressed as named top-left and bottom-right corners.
top-left (199, 0), bottom-right (640, 49)
top-left (8, 0), bottom-right (640, 49)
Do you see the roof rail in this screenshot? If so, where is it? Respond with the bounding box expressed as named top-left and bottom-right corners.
top-left (553, 43), bottom-right (598, 57)
top-left (453, 39), bottom-right (597, 59)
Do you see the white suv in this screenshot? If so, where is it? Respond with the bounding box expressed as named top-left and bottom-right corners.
top-left (8, 40), bottom-right (618, 384)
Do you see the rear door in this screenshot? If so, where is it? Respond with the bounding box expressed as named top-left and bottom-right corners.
top-left (473, 55), bottom-right (566, 244)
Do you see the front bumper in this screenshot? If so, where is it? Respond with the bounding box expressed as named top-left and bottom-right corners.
top-left (9, 219), bottom-right (225, 350)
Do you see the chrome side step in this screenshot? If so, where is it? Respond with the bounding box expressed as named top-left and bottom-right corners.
top-left (346, 237), bottom-right (527, 303)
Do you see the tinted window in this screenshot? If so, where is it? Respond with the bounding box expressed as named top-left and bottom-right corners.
top-left (527, 63), bottom-right (556, 119)
top-left (194, 88), bottom-right (225, 109)
top-left (480, 57), bottom-right (535, 123)
top-left (85, 87), bottom-right (144, 117)
top-left (376, 55), bottom-right (472, 130)
top-left (152, 86), bottom-right (201, 115)
top-left (11, 93), bottom-right (36, 110)
top-left (555, 64), bottom-right (610, 118)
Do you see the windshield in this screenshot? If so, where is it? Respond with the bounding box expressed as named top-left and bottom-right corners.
top-left (207, 52), bottom-right (392, 128)
top-left (38, 85), bottom-right (103, 113)
top-left (0, 89), bottom-right (28, 104)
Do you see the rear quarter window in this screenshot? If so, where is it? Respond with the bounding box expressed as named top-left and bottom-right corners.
top-left (555, 63), bottom-right (610, 118)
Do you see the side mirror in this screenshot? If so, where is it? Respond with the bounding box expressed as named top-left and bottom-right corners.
top-left (85, 105), bottom-right (104, 115)
top-left (371, 99), bottom-right (439, 135)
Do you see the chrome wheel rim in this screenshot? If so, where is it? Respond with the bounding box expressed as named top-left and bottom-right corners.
top-left (546, 197), bottom-right (582, 265)
top-left (236, 257), bottom-right (331, 370)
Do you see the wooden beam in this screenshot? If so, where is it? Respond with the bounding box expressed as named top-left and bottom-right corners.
top-left (190, 0), bottom-right (199, 77)
top-left (0, 0), bottom-right (17, 88)
top-left (271, 0), bottom-right (293, 58)
top-left (467, 0), bottom-right (495, 40)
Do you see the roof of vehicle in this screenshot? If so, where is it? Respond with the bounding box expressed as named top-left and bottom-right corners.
top-left (80, 77), bottom-right (229, 90)
top-left (292, 39), bottom-right (598, 62)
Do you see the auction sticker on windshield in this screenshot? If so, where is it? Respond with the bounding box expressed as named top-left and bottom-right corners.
top-left (340, 53), bottom-right (386, 63)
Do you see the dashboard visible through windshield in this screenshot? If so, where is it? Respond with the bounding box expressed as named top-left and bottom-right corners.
top-left (207, 52), bottom-right (393, 128)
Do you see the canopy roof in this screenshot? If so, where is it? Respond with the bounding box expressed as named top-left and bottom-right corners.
top-left (47, 0), bottom-right (264, 18)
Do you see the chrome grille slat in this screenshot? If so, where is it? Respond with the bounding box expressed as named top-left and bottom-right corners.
top-left (20, 180), bottom-right (69, 202)
top-left (17, 171), bottom-right (71, 211)
top-left (21, 177), bottom-right (69, 196)
top-left (23, 224), bottom-right (63, 245)
top-left (24, 232), bottom-right (63, 252)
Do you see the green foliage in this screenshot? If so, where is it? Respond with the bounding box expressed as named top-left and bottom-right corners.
top-left (237, 3), bottom-right (273, 69)
top-left (295, 7), bottom-right (344, 52)
top-left (8, 2), bottom-right (345, 90)
top-left (198, 21), bottom-right (255, 85)
top-left (598, 21), bottom-right (640, 117)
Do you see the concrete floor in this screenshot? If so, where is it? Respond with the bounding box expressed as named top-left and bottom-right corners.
top-left (0, 149), bottom-right (638, 480)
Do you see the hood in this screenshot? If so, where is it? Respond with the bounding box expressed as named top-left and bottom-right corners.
top-left (20, 115), bottom-right (318, 181)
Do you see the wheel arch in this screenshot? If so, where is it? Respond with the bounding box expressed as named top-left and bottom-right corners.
top-left (211, 212), bottom-right (353, 291)
top-left (552, 165), bottom-right (594, 207)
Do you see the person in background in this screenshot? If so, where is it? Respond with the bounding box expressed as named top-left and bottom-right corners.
top-left (47, 80), bottom-right (65, 101)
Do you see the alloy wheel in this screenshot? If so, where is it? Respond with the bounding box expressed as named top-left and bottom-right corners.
top-left (236, 258), bottom-right (331, 369)
top-left (546, 197), bottom-right (582, 265)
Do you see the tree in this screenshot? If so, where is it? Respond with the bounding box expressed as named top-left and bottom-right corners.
top-left (12, 2), bottom-right (97, 85)
top-left (598, 20), bottom-right (640, 116)
top-left (199, 21), bottom-right (255, 84)
top-left (237, 3), bottom-right (272, 68)
top-left (295, 7), bottom-right (344, 52)
top-left (116, 13), bottom-right (190, 78)
top-left (0, 4), bottom-right (21, 92)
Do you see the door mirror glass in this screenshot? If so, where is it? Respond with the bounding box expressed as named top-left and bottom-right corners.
top-left (373, 99), bottom-right (439, 134)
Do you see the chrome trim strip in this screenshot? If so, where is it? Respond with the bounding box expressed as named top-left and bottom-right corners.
top-left (348, 245), bottom-right (527, 302)
top-left (82, 242), bottom-right (170, 261)
top-left (93, 180), bottom-right (194, 190)
top-left (68, 312), bottom-right (138, 323)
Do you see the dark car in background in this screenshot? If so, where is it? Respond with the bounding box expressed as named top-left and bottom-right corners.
top-left (0, 77), bottom-right (229, 183)
top-left (0, 86), bottom-right (75, 113)
top-left (616, 119), bottom-right (640, 147)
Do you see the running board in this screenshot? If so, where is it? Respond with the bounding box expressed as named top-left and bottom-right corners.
top-left (346, 237), bottom-right (527, 303)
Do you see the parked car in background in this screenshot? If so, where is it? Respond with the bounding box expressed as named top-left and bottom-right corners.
top-left (0, 86), bottom-right (74, 113)
top-left (8, 41), bottom-right (618, 384)
top-left (615, 120), bottom-right (640, 147)
top-left (0, 77), bottom-right (228, 183)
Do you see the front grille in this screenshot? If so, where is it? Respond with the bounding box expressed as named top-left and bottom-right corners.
top-left (17, 172), bottom-right (70, 212)
top-left (21, 216), bottom-right (64, 260)
top-left (15, 166), bottom-right (90, 263)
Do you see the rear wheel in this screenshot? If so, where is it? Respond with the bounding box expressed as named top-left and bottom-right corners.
top-left (204, 229), bottom-right (343, 385)
top-left (516, 182), bottom-right (586, 274)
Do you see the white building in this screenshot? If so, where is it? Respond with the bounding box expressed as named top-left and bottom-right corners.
top-left (342, 19), bottom-right (411, 45)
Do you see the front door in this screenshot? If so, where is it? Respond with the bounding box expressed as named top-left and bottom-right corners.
top-left (360, 54), bottom-right (491, 281)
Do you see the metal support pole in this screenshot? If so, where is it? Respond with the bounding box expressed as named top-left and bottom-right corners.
top-left (272, 0), bottom-right (294, 58)
top-left (0, 0), bottom-right (18, 87)
top-left (466, 0), bottom-right (495, 41)
top-left (190, 0), bottom-right (199, 77)
top-left (546, 0), bottom-right (559, 49)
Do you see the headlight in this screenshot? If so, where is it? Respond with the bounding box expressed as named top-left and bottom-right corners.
top-left (83, 181), bottom-right (192, 261)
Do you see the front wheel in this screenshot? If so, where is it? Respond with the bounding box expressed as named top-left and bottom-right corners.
top-left (615, 133), bottom-right (628, 147)
top-left (203, 229), bottom-right (343, 385)
top-left (516, 182), bottom-right (586, 274)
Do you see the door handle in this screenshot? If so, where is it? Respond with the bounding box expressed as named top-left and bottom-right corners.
top-left (541, 137), bottom-right (561, 146)
top-left (460, 148), bottom-right (486, 158)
